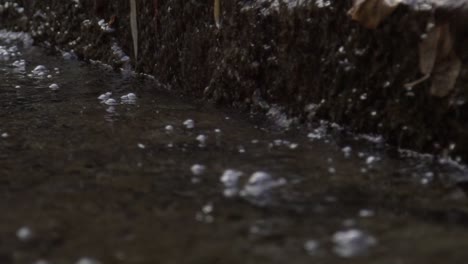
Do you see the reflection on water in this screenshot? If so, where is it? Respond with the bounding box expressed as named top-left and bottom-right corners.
top-left (0, 33), bottom-right (468, 264)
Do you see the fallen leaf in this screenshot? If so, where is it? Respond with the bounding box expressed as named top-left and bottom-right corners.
top-left (429, 24), bottom-right (461, 97)
top-left (348, 0), bottom-right (402, 29)
top-left (418, 23), bottom-right (440, 76)
top-left (404, 22), bottom-right (440, 88)
top-left (406, 23), bottom-right (461, 97)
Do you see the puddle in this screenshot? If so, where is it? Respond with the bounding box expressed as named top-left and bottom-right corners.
top-left (0, 33), bottom-right (467, 264)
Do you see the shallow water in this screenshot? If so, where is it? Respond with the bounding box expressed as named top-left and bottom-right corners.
top-left (1, 36), bottom-right (468, 264)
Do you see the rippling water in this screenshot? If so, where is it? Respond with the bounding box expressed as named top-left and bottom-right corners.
top-left (1, 32), bottom-right (468, 264)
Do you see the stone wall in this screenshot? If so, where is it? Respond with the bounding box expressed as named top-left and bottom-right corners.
top-left (1, 0), bottom-right (468, 160)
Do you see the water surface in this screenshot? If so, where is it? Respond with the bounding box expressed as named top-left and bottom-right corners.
top-left (1, 34), bottom-right (468, 264)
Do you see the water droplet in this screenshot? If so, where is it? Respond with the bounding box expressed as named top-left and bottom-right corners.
top-left (76, 257), bottom-right (101, 264)
top-left (304, 240), bottom-right (320, 255)
top-left (359, 209), bottom-right (374, 218)
top-left (16, 226), bottom-right (33, 242)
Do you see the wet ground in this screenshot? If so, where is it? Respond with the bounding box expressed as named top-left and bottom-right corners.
top-left (1, 32), bottom-right (468, 264)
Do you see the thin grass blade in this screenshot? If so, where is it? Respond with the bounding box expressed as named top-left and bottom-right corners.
top-left (130, 0), bottom-right (138, 64)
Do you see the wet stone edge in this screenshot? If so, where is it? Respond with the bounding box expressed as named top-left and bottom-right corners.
top-left (1, 0), bottom-right (468, 160)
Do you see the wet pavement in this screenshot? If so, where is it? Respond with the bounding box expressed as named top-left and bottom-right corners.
top-left (1, 32), bottom-right (468, 264)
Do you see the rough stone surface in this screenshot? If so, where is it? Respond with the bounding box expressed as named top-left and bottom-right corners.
top-left (1, 0), bottom-right (468, 159)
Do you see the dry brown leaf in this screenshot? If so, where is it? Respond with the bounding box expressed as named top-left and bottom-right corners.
top-left (419, 24), bottom-right (440, 76)
top-left (406, 23), bottom-right (461, 97)
top-left (429, 24), bottom-right (462, 97)
top-left (348, 0), bottom-right (402, 29)
top-left (404, 23), bottom-right (440, 88)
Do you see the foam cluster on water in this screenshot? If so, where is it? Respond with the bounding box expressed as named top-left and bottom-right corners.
top-left (332, 229), bottom-right (377, 257)
top-left (98, 92), bottom-right (137, 105)
top-left (220, 170), bottom-right (286, 205)
top-left (241, 171), bottom-right (286, 199)
top-left (30, 65), bottom-right (49, 78)
top-left (120, 93), bottom-right (137, 104)
top-left (0, 30), bottom-right (33, 48)
top-left (195, 203), bottom-right (214, 223)
top-left (183, 119), bottom-right (195, 129)
top-left (111, 42), bottom-right (130, 64)
top-left (220, 169), bottom-right (244, 198)
top-left (98, 19), bottom-right (115, 33)
top-left (241, 0), bottom-right (331, 16)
